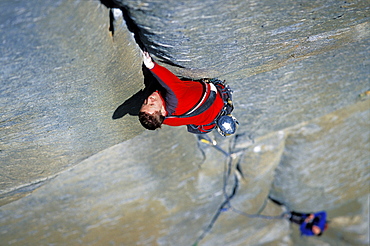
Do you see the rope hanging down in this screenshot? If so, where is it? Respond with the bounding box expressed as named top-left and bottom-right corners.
top-left (193, 135), bottom-right (285, 246)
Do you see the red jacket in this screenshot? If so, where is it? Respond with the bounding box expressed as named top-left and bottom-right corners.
top-left (150, 63), bottom-right (224, 127)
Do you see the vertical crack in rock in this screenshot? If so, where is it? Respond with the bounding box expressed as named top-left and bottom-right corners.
top-left (194, 135), bottom-right (285, 245)
top-left (193, 171), bottom-right (240, 246)
top-left (101, 0), bottom-right (185, 68)
top-left (101, 0), bottom-right (147, 50)
top-left (193, 137), bottom-right (240, 245)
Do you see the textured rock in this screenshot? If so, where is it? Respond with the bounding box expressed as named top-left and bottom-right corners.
top-left (1, 101), bottom-right (368, 245)
top-left (0, 0), bottom-right (369, 245)
top-left (0, 0), bottom-right (144, 204)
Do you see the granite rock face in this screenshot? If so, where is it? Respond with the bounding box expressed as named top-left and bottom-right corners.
top-left (1, 0), bottom-right (369, 245)
top-left (0, 0), bottom-right (145, 204)
top-left (111, 0), bottom-right (370, 136)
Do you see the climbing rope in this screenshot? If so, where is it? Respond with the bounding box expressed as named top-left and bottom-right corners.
top-left (193, 135), bottom-right (285, 245)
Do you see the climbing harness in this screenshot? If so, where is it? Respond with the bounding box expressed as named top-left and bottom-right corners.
top-left (217, 115), bottom-right (238, 136)
top-left (204, 78), bottom-right (239, 136)
top-left (166, 82), bottom-right (217, 119)
top-left (171, 78), bottom-right (238, 136)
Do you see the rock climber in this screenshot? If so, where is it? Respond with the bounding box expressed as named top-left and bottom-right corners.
top-left (285, 211), bottom-right (328, 236)
top-left (269, 196), bottom-right (328, 236)
top-left (139, 51), bottom-right (237, 136)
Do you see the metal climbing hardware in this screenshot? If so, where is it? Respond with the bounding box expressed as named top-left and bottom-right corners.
top-left (207, 79), bottom-right (238, 137)
top-left (217, 115), bottom-right (239, 137)
top-left (181, 78), bottom-right (238, 136)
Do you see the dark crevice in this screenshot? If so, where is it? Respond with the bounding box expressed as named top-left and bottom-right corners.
top-left (235, 161), bottom-right (245, 180)
top-left (100, 0), bottom-right (185, 68)
top-left (100, 0), bottom-right (151, 51)
top-left (108, 9), bottom-right (115, 36)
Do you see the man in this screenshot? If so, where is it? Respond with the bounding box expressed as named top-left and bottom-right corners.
top-left (286, 211), bottom-right (328, 236)
top-left (269, 196), bottom-right (328, 236)
top-left (139, 51), bottom-right (237, 135)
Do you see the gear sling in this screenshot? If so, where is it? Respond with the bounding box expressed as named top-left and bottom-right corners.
top-left (167, 78), bottom-right (237, 136)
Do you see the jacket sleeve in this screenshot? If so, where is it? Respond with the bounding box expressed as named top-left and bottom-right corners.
top-left (299, 211), bottom-right (327, 236)
top-left (149, 63), bottom-right (181, 115)
top-left (314, 211), bottom-right (327, 231)
top-left (150, 63), bottom-right (183, 89)
top-left (300, 223), bottom-right (314, 236)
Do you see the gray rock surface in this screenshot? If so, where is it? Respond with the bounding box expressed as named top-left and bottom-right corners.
top-left (0, 0), bottom-right (145, 204)
top-left (0, 0), bottom-right (369, 245)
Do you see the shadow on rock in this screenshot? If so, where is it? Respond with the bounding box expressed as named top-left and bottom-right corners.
top-left (112, 65), bottom-right (162, 119)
